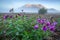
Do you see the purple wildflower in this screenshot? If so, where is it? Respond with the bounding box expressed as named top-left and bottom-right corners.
top-left (50, 27), bottom-right (55, 31)
top-left (46, 21), bottom-right (51, 26)
top-left (34, 24), bottom-right (39, 29)
top-left (48, 25), bottom-right (55, 31)
top-left (10, 15), bottom-right (13, 18)
top-left (37, 18), bottom-right (41, 22)
top-left (42, 26), bottom-right (47, 31)
top-left (48, 25), bottom-right (55, 28)
top-left (37, 18), bottom-right (46, 24)
top-left (52, 22), bottom-right (57, 26)
top-left (42, 18), bottom-right (46, 21)
top-left (3, 15), bottom-right (8, 19)
top-left (40, 20), bottom-right (44, 24)
top-left (39, 19), bottom-right (44, 24)
top-left (49, 22), bottom-right (57, 31)
top-left (40, 19), bottom-right (46, 24)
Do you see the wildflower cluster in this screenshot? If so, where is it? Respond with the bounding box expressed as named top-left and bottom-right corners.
top-left (3, 14), bottom-right (21, 19)
top-left (34, 18), bottom-right (57, 31)
top-left (0, 14), bottom-right (58, 40)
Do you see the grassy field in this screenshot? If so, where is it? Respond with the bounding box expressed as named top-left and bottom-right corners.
top-left (0, 13), bottom-right (60, 40)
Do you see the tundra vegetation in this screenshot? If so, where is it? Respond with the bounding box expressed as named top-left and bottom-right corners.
top-left (0, 13), bottom-right (60, 40)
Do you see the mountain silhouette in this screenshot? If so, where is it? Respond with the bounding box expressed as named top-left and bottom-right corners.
top-left (16, 4), bottom-right (45, 13)
top-left (15, 4), bottom-right (60, 14)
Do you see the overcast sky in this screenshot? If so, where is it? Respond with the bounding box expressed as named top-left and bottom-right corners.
top-left (0, 0), bottom-right (60, 12)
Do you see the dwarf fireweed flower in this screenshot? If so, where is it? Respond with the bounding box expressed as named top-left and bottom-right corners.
top-left (42, 18), bottom-right (46, 22)
top-left (34, 24), bottom-right (39, 29)
top-left (42, 26), bottom-right (47, 31)
top-left (48, 21), bottom-right (57, 31)
top-left (3, 15), bottom-right (8, 19)
top-left (37, 18), bottom-right (46, 24)
top-left (40, 20), bottom-right (44, 24)
top-left (50, 27), bottom-right (55, 31)
top-left (37, 18), bottom-right (58, 31)
top-left (48, 24), bottom-right (55, 31)
top-left (46, 21), bottom-right (51, 26)
top-left (50, 26), bottom-right (55, 31)
top-left (10, 15), bottom-right (13, 18)
top-left (52, 22), bottom-right (57, 26)
top-left (37, 18), bottom-right (40, 22)
top-left (48, 25), bottom-right (55, 28)
top-left (35, 18), bottom-right (58, 32)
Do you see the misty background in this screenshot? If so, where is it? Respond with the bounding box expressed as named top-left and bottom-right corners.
top-left (0, 0), bottom-right (60, 13)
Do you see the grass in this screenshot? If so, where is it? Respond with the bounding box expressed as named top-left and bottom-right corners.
top-left (0, 13), bottom-right (60, 40)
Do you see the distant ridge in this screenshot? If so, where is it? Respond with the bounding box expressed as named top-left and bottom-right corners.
top-left (15, 4), bottom-right (60, 14)
top-left (24, 4), bottom-right (45, 8)
top-left (17, 4), bottom-right (45, 13)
